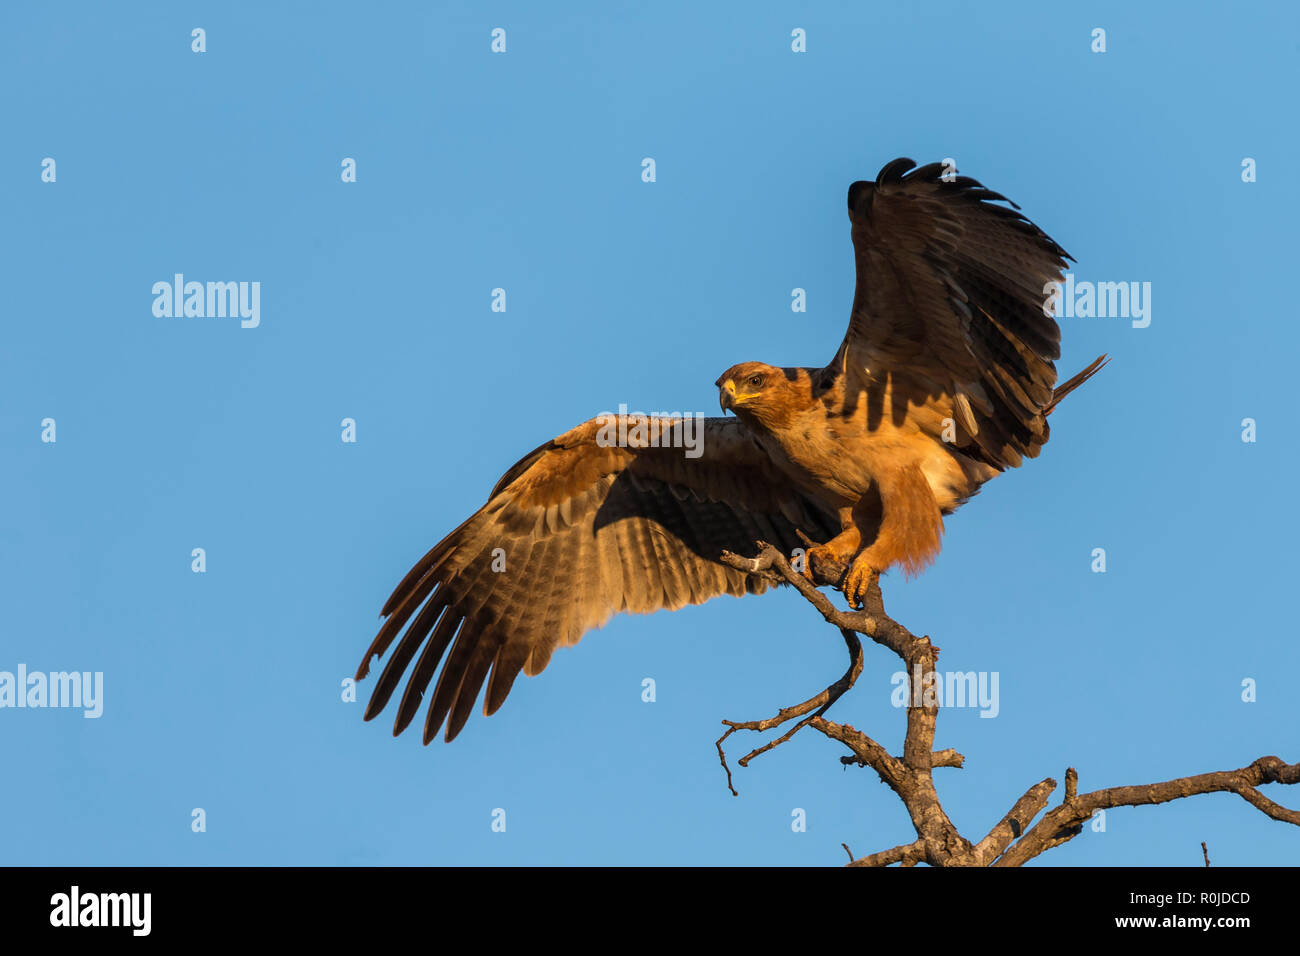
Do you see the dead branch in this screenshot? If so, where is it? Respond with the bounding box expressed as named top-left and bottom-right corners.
top-left (716, 541), bottom-right (1300, 866)
top-left (714, 626), bottom-right (862, 796)
top-left (992, 757), bottom-right (1300, 867)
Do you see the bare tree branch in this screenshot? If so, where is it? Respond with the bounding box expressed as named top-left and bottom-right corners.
top-left (971, 778), bottom-right (1057, 866)
top-left (848, 839), bottom-right (925, 867)
top-left (994, 757), bottom-right (1300, 867)
top-left (715, 624), bottom-right (862, 796)
top-left (714, 541), bottom-right (1300, 866)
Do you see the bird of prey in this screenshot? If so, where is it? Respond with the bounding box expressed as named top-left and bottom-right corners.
top-left (356, 158), bottom-right (1106, 745)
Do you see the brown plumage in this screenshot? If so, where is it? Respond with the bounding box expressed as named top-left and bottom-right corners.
top-left (356, 158), bottom-right (1106, 744)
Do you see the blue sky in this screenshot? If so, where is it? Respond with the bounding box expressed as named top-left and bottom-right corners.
top-left (2, 0), bottom-right (1297, 866)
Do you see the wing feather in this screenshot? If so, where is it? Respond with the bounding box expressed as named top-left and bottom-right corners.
top-left (839, 158), bottom-right (1072, 468)
top-left (356, 416), bottom-right (839, 743)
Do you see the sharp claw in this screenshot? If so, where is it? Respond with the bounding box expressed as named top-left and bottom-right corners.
top-left (841, 555), bottom-right (878, 610)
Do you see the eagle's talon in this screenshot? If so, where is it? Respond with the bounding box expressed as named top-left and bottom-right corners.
top-left (843, 556), bottom-right (880, 610)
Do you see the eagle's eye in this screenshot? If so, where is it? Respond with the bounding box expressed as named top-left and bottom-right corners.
top-left (747, 375), bottom-right (763, 388)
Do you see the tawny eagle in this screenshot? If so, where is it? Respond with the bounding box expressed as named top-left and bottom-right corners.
top-left (356, 158), bottom-right (1106, 744)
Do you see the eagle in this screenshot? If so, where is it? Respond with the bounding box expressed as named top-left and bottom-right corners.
top-left (356, 158), bottom-right (1106, 745)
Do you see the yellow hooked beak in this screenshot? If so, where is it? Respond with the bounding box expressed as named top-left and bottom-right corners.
top-left (719, 378), bottom-right (760, 413)
top-left (719, 379), bottom-right (737, 412)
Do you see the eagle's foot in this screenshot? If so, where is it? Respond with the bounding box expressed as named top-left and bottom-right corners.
top-left (843, 553), bottom-right (881, 609)
top-left (802, 541), bottom-right (853, 587)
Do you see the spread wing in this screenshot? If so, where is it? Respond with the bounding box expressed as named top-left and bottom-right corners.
top-left (356, 415), bottom-right (839, 744)
top-left (838, 158), bottom-right (1071, 469)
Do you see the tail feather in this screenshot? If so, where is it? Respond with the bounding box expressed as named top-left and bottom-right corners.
top-left (1046, 354), bottom-right (1108, 416)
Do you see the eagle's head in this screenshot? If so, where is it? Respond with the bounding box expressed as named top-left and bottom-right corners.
top-left (716, 362), bottom-right (802, 428)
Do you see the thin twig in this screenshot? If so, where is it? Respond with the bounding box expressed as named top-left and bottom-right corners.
top-left (715, 626), bottom-right (862, 795)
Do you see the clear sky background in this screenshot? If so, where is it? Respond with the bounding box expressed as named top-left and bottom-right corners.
top-left (2, 1), bottom-right (1297, 866)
